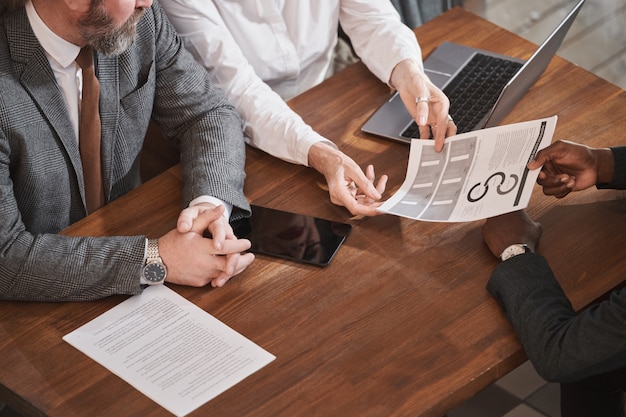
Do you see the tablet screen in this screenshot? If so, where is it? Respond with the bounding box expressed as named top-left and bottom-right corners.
top-left (231, 205), bottom-right (352, 266)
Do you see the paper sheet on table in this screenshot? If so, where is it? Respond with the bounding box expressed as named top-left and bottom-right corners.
top-left (63, 285), bottom-right (275, 417)
top-left (377, 116), bottom-right (557, 222)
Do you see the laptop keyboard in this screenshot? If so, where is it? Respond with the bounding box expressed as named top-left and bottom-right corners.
top-left (401, 53), bottom-right (523, 138)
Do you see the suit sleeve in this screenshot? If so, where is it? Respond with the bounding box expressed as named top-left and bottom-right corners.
top-left (0, 124), bottom-right (147, 301)
top-left (487, 253), bottom-right (626, 383)
top-left (0, 1), bottom-right (248, 302)
top-left (598, 146), bottom-right (626, 190)
top-left (148, 0), bottom-right (250, 219)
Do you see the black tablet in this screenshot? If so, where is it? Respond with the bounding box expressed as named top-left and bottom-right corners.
top-left (231, 205), bottom-right (352, 267)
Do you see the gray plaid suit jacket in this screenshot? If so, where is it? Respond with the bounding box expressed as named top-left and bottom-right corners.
top-left (0, 1), bottom-right (249, 301)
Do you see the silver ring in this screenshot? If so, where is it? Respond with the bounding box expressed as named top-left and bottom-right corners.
top-left (415, 96), bottom-right (429, 104)
top-left (447, 114), bottom-right (453, 122)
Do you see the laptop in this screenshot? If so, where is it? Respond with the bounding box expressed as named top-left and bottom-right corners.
top-left (361, 0), bottom-right (585, 143)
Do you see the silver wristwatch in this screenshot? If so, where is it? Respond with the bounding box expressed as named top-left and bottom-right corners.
top-left (142, 238), bottom-right (167, 285)
top-left (500, 244), bottom-right (531, 262)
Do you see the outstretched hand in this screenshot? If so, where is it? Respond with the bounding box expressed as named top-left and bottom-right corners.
top-left (308, 142), bottom-right (388, 216)
top-left (528, 140), bottom-right (614, 198)
top-left (390, 59), bottom-right (457, 152)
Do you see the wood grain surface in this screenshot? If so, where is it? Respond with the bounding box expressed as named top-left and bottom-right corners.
top-left (1, 8), bottom-right (625, 417)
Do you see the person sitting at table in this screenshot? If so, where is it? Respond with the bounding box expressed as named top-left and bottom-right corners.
top-left (482, 140), bottom-right (626, 417)
top-left (0, 0), bottom-right (256, 302)
top-left (159, 0), bottom-right (457, 217)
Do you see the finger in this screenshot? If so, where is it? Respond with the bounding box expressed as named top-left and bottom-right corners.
top-left (418, 124), bottom-right (432, 140)
top-left (177, 204), bottom-right (224, 234)
top-left (351, 165), bottom-right (382, 200)
top-left (415, 96), bottom-right (429, 127)
top-left (534, 162), bottom-right (561, 186)
top-left (361, 164), bottom-right (385, 198)
top-left (528, 147), bottom-right (556, 170)
top-left (365, 164), bottom-right (376, 182)
top-left (430, 117), bottom-right (444, 148)
top-left (536, 172), bottom-right (546, 183)
top-left (546, 186), bottom-right (573, 199)
top-left (223, 221), bottom-right (237, 239)
top-left (554, 189), bottom-right (572, 199)
top-left (347, 202), bottom-right (384, 217)
top-left (177, 203), bottom-right (218, 233)
top-left (353, 167), bottom-right (387, 205)
top-left (542, 179), bottom-right (574, 197)
top-left (337, 183), bottom-right (382, 216)
top-left (445, 119), bottom-right (457, 137)
top-left (176, 207), bottom-right (196, 233)
top-left (338, 191), bottom-right (362, 215)
top-left (214, 237), bottom-right (252, 255)
top-left (222, 252), bottom-right (240, 277)
top-left (221, 249), bottom-right (253, 276)
top-left (210, 261), bottom-right (231, 288)
top-left (207, 216), bottom-right (229, 250)
top-left (374, 174), bottom-right (388, 195)
top-left (212, 252), bottom-right (255, 287)
top-left (211, 276), bottom-right (228, 288)
top-left (527, 158), bottom-right (543, 171)
top-left (536, 173), bottom-right (572, 188)
top-left (207, 255), bottom-right (234, 288)
top-left (539, 161), bottom-right (560, 177)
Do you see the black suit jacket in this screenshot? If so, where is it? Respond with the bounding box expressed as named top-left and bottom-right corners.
top-left (487, 146), bottom-right (626, 383)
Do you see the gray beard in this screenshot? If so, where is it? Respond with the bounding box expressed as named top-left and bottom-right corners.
top-left (90, 30), bottom-right (136, 56)
top-left (79, 8), bottom-right (143, 57)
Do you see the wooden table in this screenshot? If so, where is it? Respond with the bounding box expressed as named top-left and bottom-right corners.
top-left (2, 8), bottom-right (625, 417)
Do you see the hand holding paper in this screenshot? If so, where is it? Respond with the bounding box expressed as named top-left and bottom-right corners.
top-left (377, 116), bottom-right (557, 222)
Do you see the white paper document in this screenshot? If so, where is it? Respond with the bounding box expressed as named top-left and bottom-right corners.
top-left (378, 116), bottom-right (557, 222)
top-left (63, 285), bottom-right (276, 417)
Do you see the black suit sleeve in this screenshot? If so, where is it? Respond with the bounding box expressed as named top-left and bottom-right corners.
top-left (598, 146), bottom-right (626, 190)
top-left (487, 253), bottom-right (626, 383)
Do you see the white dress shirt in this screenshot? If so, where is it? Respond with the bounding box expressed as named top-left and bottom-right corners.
top-left (25, 1), bottom-right (82, 143)
top-left (24, 0), bottom-right (232, 221)
top-left (160, 0), bottom-right (424, 167)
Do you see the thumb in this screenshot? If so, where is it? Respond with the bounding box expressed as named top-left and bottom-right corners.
top-left (177, 205), bottom-right (225, 235)
top-left (527, 158), bottom-right (542, 170)
top-left (527, 152), bottom-right (548, 170)
top-left (359, 164), bottom-right (384, 199)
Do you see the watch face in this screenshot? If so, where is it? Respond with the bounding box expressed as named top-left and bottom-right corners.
top-left (143, 262), bottom-right (166, 283)
top-left (501, 244), bottom-right (528, 261)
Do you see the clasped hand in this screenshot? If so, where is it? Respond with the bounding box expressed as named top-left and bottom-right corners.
top-left (158, 203), bottom-right (255, 288)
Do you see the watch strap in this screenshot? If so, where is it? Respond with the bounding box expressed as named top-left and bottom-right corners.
top-left (146, 238), bottom-right (161, 262)
top-left (142, 239), bottom-right (167, 285)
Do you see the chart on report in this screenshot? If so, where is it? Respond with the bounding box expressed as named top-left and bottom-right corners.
top-left (378, 116), bottom-right (557, 222)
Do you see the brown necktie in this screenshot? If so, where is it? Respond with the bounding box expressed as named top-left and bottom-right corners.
top-left (76, 46), bottom-right (104, 214)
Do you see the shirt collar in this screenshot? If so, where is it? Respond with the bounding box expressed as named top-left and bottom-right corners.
top-left (25, 0), bottom-right (81, 68)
